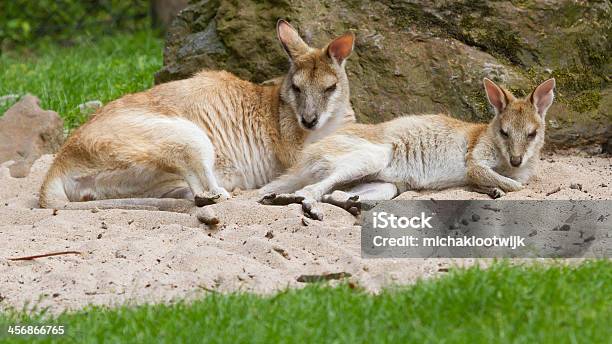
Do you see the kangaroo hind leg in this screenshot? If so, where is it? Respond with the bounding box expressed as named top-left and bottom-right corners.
top-left (145, 116), bottom-right (231, 206)
top-left (262, 145), bottom-right (391, 220)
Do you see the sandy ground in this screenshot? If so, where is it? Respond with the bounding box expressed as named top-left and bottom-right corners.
top-left (1, 153), bottom-right (611, 313)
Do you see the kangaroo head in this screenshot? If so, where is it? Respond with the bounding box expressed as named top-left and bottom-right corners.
top-left (276, 20), bottom-right (354, 131)
top-left (484, 78), bottom-right (555, 168)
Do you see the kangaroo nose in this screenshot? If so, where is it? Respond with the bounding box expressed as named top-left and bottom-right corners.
top-left (510, 156), bottom-right (522, 167)
top-left (301, 117), bottom-right (318, 129)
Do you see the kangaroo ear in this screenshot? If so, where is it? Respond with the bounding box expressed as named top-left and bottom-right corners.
top-left (483, 78), bottom-right (509, 115)
top-left (327, 32), bottom-right (355, 65)
top-left (277, 19), bottom-right (309, 60)
top-left (530, 78), bottom-right (555, 117)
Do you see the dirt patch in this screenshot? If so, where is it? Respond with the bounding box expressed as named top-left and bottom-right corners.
top-left (0, 154), bottom-right (610, 313)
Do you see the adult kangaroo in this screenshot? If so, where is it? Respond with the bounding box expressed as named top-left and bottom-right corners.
top-left (39, 20), bottom-right (356, 213)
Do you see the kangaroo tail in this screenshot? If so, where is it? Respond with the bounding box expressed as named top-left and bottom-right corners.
top-left (46, 198), bottom-right (195, 213)
top-left (39, 175), bottom-right (194, 213)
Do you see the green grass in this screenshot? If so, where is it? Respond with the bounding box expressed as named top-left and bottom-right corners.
top-left (0, 30), bottom-right (162, 129)
top-left (1, 261), bottom-right (610, 343)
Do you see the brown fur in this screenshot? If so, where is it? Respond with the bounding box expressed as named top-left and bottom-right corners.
top-left (40, 21), bottom-right (356, 210)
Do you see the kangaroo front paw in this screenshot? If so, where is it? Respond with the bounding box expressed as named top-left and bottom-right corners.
top-left (301, 198), bottom-right (324, 221)
top-left (194, 189), bottom-right (229, 207)
top-left (258, 193), bottom-right (305, 206)
top-left (488, 188), bottom-right (506, 199)
top-left (321, 190), bottom-right (361, 216)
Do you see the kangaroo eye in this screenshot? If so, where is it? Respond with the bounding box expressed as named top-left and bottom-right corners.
top-left (325, 84), bottom-right (337, 94)
top-left (499, 129), bottom-right (509, 138)
top-left (291, 84), bottom-right (301, 93)
top-left (527, 130), bottom-right (537, 139)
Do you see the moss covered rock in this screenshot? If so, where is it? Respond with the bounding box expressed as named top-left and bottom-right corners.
top-left (156, 0), bottom-right (611, 150)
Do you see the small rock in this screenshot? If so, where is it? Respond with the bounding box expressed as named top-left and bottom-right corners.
top-left (115, 250), bottom-right (127, 259)
top-left (0, 95), bottom-right (64, 177)
top-left (196, 207), bottom-right (219, 225)
top-left (77, 100), bottom-right (103, 115)
top-left (471, 214), bottom-right (480, 222)
top-left (91, 207), bottom-right (100, 213)
top-left (569, 183), bottom-right (582, 190)
top-left (272, 246), bottom-right (290, 260)
top-left (460, 218), bottom-right (469, 226)
top-left (545, 187), bottom-right (562, 196)
top-left (265, 231), bottom-right (274, 239)
top-left (97, 233), bottom-right (103, 239)
top-left (101, 222), bottom-right (108, 229)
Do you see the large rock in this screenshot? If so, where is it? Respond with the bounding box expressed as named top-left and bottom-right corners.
top-left (155, 0), bottom-right (611, 150)
top-left (0, 95), bottom-right (64, 177)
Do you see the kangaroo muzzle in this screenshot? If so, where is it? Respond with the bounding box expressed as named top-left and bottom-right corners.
top-left (510, 155), bottom-right (522, 167)
top-left (300, 116), bottom-right (318, 129)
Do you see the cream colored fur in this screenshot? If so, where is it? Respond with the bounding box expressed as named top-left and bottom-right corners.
top-left (39, 20), bottom-right (356, 211)
top-left (260, 79), bottom-right (556, 219)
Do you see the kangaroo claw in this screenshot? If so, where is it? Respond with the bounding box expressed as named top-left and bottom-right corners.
top-left (194, 191), bottom-right (223, 207)
top-left (301, 198), bottom-right (324, 221)
top-left (258, 193), bottom-right (305, 206)
top-left (488, 188), bottom-right (506, 199)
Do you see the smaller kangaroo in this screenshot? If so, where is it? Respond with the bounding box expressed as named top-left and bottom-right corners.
top-left (260, 78), bottom-right (556, 220)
